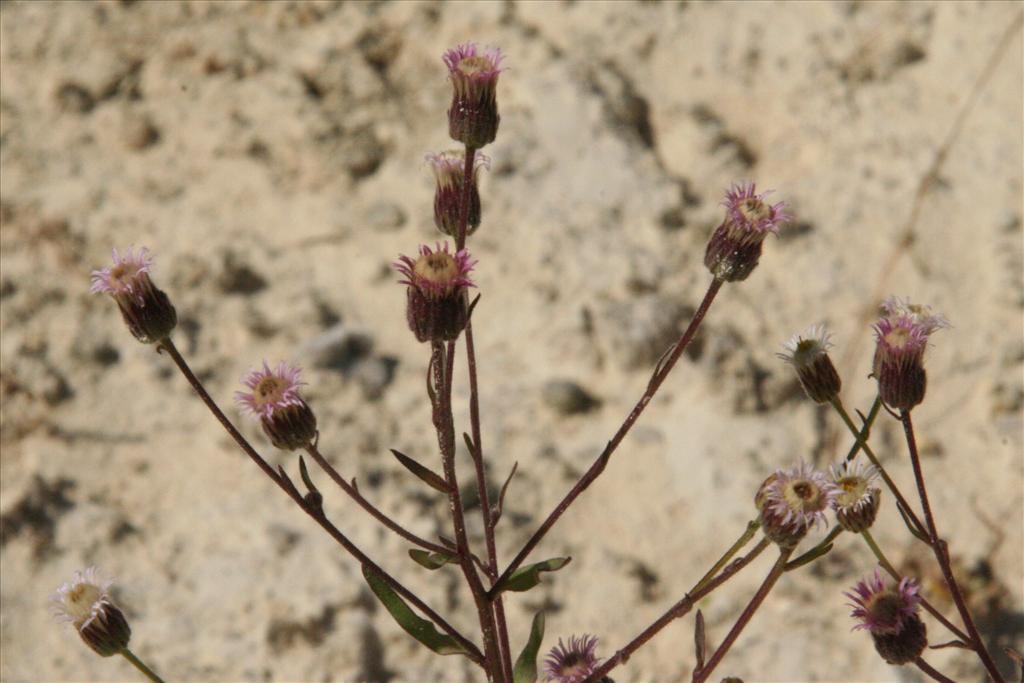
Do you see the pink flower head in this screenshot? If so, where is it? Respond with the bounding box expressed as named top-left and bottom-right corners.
top-left (543, 634), bottom-right (600, 683)
top-left (235, 361), bottom-right (307, 420)
top-left (760, 460), bottom-right (838, 533)
top-left (721, 182), bottom-right (789, 241)
top-left (425, 150), bottom-right (491, 189)
top-left (443, 42), bottom-right (504, 98)
top-left (845, 568), bottom-right (922, 636)
top-left (394, 242), bottom-right (476, 301)
top-left (90, 247), bottom-right (154, 307)
top-left (872, 296), bottom-right (949, 368)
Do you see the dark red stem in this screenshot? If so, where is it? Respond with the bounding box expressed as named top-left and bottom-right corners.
top-left (691, 548), bottom-right (792, 683)
top-left (582, 537), bottom-right (770, 682)
top-left (158, 338), bottom-right (483, 664)
top-left (491, 277), bottom-right (724, 596)
top-left (900, 410), bottom-right (1004, 682)
top-left (915, 657), bottom-right (958, 683)
top-left (305, 444), bottom-right (449, 554)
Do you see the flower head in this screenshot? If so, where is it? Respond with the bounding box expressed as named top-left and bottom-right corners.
top-left (395, 243), bottom-right (476, 343)
top-left (543, 634), bottom-right (600, 683)
top-left (91, 247), bottom-right (177, 343)
top-left (756, 460), bottom-right (838, 548)
top-left (236, 361), bottom-right (317, 450)
top-left (426, 150), bottom-right (490, 237)
top-left (722, 182), bottom-right (789, 239)
top-left (846, 569), bottom-right (922, 635)
top-left (846, 569), bottom-right (928, 664)
top-left (443, 42), bottom-right (504, 148)
top-left (777, 324), bottom-right (842, 403)
top-left (90, 247), bottom-right (153, 304)
top-left (831, 459), bottom-right (882, 532)
top-left (872, 296), bottom-right (949, 410)
top-left (51, 567), bottom-right (131, 657)
top-left (704, 183), bottom-right (789, 282)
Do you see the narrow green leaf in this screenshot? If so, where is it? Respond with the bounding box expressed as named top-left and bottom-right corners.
top-left (494, 557), bottom-right (571, 594)
top-left (391, 449), bottom-right (449, 493)
top-left (361, 566), bottom-right (468, 655)
top-left (408, 548), bottom-right (458, 570)
top-left (512, 612), bottom-right (545, 683)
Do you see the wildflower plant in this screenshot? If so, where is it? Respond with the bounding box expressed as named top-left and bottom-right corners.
top-left (79, 41), bottom-right (1015, 683)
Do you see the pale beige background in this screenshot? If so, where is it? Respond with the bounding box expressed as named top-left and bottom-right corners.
top-left (1, 1), bottom-right (1022, 682)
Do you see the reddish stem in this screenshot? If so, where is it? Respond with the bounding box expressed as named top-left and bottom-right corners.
top-left (491, 277), bottom-right (724, 595)
top-left (900, 410), bottom-right (1004, 682)
top-left (158, 338), bottom-right (483, 664)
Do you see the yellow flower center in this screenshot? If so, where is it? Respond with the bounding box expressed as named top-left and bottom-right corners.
top-left (784, 479), bottom-right (821, 511)
top-left (739, 197), bottom-right (770, 224)
top-left (836, 475), bottom-right (868, 508)
top-left (65, 583), bottom-right (102, 622)
top-left (414, 252), bottom-right (459, 285)
top-left (458, 55), bottom-right (492, 77)
top-left (255, 376), bottom-right (286, 407)
top-left (884, 327), bottom-right (911, 349)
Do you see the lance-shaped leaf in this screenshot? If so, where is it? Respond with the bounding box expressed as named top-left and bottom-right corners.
top-left (494, 557), bottom-right (571, 594)
top-left (512, 612), bottom-right (545, 683)
top-left (694, 609), bottom-right (706, 670)
top-left (409, 548), bottom-right (458, 570)
top-left (361, 566), bottom-right (468, 655)
top-left (391, 449), bottom-right (449, 493)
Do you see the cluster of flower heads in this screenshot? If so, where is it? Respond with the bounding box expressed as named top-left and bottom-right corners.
top-left (846, 569), bottom-right (927, 664)
top-left (51, 567), bottom-right (131, 657)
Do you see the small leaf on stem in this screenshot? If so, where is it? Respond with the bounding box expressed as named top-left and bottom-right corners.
top-left (928, 639), bottom-right (973, 651)
top-left (409, 548), bottom-right (458, 570)
top-left (493, 557), bottom-right (571, 594)
top-left (492, 461), bottom-right (518, 526)
top-left (361, 565), bottom-right (469, 656)
top-left (391, 449), bottom-right (450, 493)
top-left (512, 612), bottom-right (545, 683)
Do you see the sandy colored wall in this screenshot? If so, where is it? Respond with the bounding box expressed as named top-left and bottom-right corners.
top-left (1, 1), bottom-right (1021, 681)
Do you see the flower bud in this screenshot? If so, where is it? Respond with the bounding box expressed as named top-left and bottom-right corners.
top-left (443, 43), bottom-right (503, 149)
top-left (755, 461), bottom-right (837, 549)
top-left (51, 567), bottom-right (131, 657)
top-left (704, 183), bottom-right (788, 282)
top-left (394, 243), bottom-right (476, 343)
top-left (846, 569), bottom-right (927, 665)
top-left (91, 247), bottom-right (177, 343)
top-left (872, 297), bottom-right (949, 410)
top-left (831, 459), bottom-right (882, 533)
top-left (777, 325), bottom-right (841, 404)
top-left (236, 361), bottom-right (318, 451)
top-left (426, 150), bottom-right (489, 237)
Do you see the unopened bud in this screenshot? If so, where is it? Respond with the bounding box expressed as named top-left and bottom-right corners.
top-left (443, 43), bottom-right (503, 149)
top-left (704, 183), bottom-right (788, 283)
top-left (777, 325), bottom-right (841, 404)
top-left (426, 150), bottom-right (489, 237)
top-left (91, 247), bottom-right (177, 344)
top-left (871, 297), bottom-right (949, 411)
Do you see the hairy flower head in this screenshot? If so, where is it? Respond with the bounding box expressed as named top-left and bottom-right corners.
top-left (846, 569), bottom-right (922, 636)
top-left (51, 567), bottom-right (131, 657)
top-left (235, 361), bottom-right (307, 420)
top-left (543, 634), bottom-right (600, 683)
top-left (395, 242), bottom-right (476, 300)
top-left (90, 247), bottom-right (153, 306)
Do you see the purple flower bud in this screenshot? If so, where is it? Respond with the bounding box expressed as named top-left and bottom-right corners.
top-left (872, 296), bottom-right (949, 410)
top-left (704, 183), bottom-right (789, 282)
top-left (443, 43), bottom-right (504, 149)
top-left (395, 242), bottom-right (476, 343)
top-left (777, 324), bottom-right (842, 404)
top-left (91, 247), bottom-right (177, 343)
top-left (426, 150), bottom-right (490, 238)
top-left (235, 361), bottom-right (318, 451)
top-left (846, 569), bottom-right (927, 664)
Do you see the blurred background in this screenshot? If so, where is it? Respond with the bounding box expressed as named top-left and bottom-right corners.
top-left (1, 1), bottom-right (1021, 681)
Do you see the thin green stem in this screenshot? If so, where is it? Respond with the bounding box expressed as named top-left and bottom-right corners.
top-left (120, 648), bottom-right (166, 683)
top-left (860, 529), bottom-right (969, 643)
top-left (831, 398), bottom-right (928, 540)
top-left (692, 520), bottom-right (760, 594)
